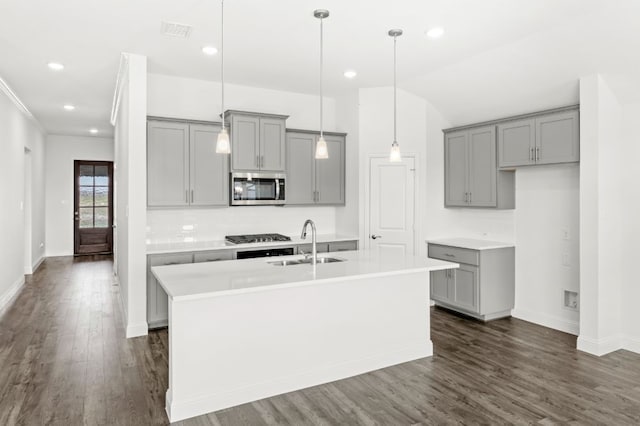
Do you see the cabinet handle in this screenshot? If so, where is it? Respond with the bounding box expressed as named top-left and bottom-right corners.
top-left (530, 147), bottom-right (533, 161)
top-left (444, 254), bottom-right (455, 257)
top-left (536, 147), bottom-right (540, 161)
top-left (191, 189), bottom-right (194, 203)
top-left (261, 155), bottom-right (264, 168)
top-left (469, 192), bottom-right (472, 203)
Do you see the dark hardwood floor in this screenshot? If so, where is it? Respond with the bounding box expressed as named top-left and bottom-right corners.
top-left (1, 256), bottom-right (639, 425)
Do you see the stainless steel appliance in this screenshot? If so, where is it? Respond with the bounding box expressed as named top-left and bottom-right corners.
top-left (231, 172), bottom-right (286, 206)
top-left (225, 233), bottom-right (291, 244)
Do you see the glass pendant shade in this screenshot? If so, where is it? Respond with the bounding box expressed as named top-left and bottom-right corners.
top-left (216, 128), bottom-right (231, 154)
top-left (389, 141), bottom-right (401, 162)
top-left (315, 136), bottom-right (329, 159)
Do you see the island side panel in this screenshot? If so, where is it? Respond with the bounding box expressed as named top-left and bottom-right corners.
top-left (165, 270), bottom-right (432, 422)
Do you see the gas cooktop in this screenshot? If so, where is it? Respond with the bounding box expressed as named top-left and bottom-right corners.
top-left (225, 233), bottom-right (292, 244)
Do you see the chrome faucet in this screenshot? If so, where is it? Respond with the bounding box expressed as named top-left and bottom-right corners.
top-left (300, 219), bottom-right (317, 265)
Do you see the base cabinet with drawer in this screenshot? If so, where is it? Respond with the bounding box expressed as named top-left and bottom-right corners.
top-left (428, 242), bottom-right (515, 321)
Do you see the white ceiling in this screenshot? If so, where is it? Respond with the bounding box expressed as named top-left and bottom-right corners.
top-left (1, 0), bottom-right (638, 136)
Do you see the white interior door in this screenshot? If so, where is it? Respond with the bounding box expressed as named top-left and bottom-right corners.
top-left (368, 156), bottom-right (416, 256)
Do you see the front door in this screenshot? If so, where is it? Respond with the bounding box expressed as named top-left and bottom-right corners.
top-left (74, 160), bottom-right (114, 255)
top-left (368, 156), bottom-right (416, 256)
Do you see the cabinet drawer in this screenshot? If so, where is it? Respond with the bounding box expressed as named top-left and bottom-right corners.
top-left (428, 244), bottom-right (479, 266)
top-left (149, 253), bottom-right (193, 267)
top-left (193, 250), bottom-right (234, 263)
top-left (328, 241), bottom-right (358, 252)
top-left (298, 243), bottom-right (329, 254)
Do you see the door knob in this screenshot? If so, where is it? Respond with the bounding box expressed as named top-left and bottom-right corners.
top-left (371, 235), bottom-right (382, 240)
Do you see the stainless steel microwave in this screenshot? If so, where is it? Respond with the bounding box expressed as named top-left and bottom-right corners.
top-left (231, 172), bottom-right (286, 206)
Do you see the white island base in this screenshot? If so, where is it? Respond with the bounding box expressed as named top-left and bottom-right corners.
top-left (152, 251), bottom-right (457, 422)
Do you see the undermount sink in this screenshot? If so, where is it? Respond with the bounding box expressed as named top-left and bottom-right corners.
top-left (269, 257), bottom-right (345, 266)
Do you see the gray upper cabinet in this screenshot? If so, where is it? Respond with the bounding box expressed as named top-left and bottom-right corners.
top-left (190, 124), bottom-right (228, 206)
top-left (498, 119), bottom-right (535, 167)
top-left (148, 121), bottom-right (190, 207)
top-left (148, 119), bottom-right (228, 208)
top-left (445, 126), bottom-right (512, 208)
top-left (498, 108), bottom-right (579, 168)
top-left (286, 132), bottom-right (316, 205)
top-left (316, 135), bottom-right (345, 205)
top-left (286, 131), bottom-right (346, 205)
top-left (228, 111), bottom-right (288, 172)
top-left (536, 110), bottom-right (579, 165)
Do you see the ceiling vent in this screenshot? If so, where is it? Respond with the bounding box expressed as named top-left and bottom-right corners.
top-left (160, 21), bottom-right (193, 38)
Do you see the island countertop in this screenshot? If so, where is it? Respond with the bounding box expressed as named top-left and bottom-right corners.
top-left (152, 250), bottom-right (458, 301)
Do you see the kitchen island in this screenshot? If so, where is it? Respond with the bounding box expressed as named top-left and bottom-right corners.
top-left (152, 250), bottom-right (458, 422)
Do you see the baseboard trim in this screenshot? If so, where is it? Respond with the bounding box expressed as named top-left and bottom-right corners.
top-left (126, 321), bottom-right (149, 338)
top-left (577, 335), bottom-right (623, 356)
top-left (622, 336), bottom-right (640, 355)
top-left (512, 308), bottom-right (579, 335)
top-left (31, 256), bottom-right (45, 274)
top-left (0, 276), bottom-right (26, 312)
top-left (166, 340), bottom-right (433, 422)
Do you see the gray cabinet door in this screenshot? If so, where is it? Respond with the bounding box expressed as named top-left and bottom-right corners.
top-left (147, 253), bottom-right (193, 328)
top-left (430, 270), bottom-right (450, 302)
top-left (453, 264), bottom-right (478, 313)
top-left (147, 121), bottom-right (190, 207)
top-left (498, 119), bottom-right (535, 167)
top-left (190, 124), bottom-right (228, 206)
top-left (444, 131), bottom-right (468, 207)
top-left (260, 118), bottom-right (286, 171)
top-left (316, 135), bottom-right (345, 205)
top-left (297, 243), bottom-right (329, 254)
top-left (328, 240), bottom-right (358, 252)
top-left (193, 250), bottom-right (234, 263)
top-left (535, 110), bottom-right (579, 165)
top-left (468, 126), bottom-right (497, 207)
top-left (231, 115), bottom-right (260, 171)
top-left (286, 132), bottom-right (316, 205)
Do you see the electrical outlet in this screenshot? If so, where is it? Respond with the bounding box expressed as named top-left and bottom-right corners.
top-left (564, 290), bottom-right (579, 311)
top-left (562, 252), bottom-right (570, 266)
top-left (562, 228), bottom-right (570, 240)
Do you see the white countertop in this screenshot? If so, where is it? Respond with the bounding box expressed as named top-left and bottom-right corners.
top-left (152, 250), bottom-right (458, 301)
top-left (426, 237), bottom-right (514, 251)
top-left (146, 234), bottom-right (358, 255)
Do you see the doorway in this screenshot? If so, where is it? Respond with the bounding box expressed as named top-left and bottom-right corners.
top-left (366, 155), bottom-right (416, 256)
top-left (74, 160), bottom-right (114, 255)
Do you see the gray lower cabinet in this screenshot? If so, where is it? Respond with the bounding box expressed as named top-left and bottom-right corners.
top-left (286, 131), bottom-right (346, 205)
top-left (498, 109), bottom-right (579, 168)
top-left (445, 126), bottom-right (514, 209)
top-left (148, 120), bottom-right (228, 207)
top-left (328, 241), bottom-right (358, 252)
top-left (428, 243), bottom-right (514, 321)
top-left (297, 243), bottom-right (329, 254)
top-left (193, 250), bottom-right (234, 263)
top-left (228, 111), bottom-right (288, 172)
top-left (147, 253), bottom-right (193, 329)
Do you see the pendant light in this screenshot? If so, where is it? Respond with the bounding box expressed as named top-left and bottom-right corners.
top-left (389, 29), bottom-right (403, 162)
top-left (216, 0), bottom-right (231, 154)
top-left (314, 9), bottom-right (329, 159)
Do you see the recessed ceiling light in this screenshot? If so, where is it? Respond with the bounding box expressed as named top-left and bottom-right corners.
top-left (47, 62), bottom-right (64, 71)
top-left (202, 46), bottom-right (218, 55)
top-left (343, 70), bottom-right (357, 79)
top-left (89, 128), bottom-right (98, 134)
top-left (63, 104), bottom-right (75, 111)
top-left (426, 27), bottom-right (444, 39)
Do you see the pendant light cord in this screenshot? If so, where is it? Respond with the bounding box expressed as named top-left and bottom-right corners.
top-left (393, 34), bottom-right (397, 143)
top-left (320, 16), bottom-right (324, 139)
top-left (221, 0), bottom-right (225, 130)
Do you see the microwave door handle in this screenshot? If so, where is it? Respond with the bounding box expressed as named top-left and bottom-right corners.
top-left (275, 179), bottom-right (280, 200)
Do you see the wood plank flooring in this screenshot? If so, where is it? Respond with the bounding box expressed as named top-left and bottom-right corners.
top-left (1, 256), bottom-right (639, 425)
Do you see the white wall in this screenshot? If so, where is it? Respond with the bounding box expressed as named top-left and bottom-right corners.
top-left (44, 135), bottom-right (114, 256)
top-left (146, 73), bottom-right (347, 242)
top-left (0, 80), bottom-right (46, 309)
top-left (113, 54), bottom-right (148, 338)
top-left (620, 102), bottom-right (640, 352)
top-left (147, 73), bottom-right (336, 130)
top-left (578, 75), bottom-right (640, 355)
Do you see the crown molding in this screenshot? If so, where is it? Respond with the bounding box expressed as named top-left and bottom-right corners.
top-left (0, 75), bottom-right (45, 133)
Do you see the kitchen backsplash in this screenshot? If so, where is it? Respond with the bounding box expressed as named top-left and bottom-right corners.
top-left (146, 206), bottom-right (338, 243)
